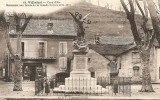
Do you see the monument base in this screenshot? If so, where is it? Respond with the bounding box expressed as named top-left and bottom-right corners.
top-left (53, 49), bottom-right (108, 93)
top-left (54, 77), bottom-right (108, 93)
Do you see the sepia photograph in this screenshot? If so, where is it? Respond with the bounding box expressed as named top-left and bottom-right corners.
top-left (0, 0), bottom-right (160, 99)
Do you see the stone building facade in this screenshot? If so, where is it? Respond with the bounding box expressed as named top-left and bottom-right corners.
top-left (89, 36), bottom-right (159, 83)
top-left (8, 19), bottom-right (76, 81)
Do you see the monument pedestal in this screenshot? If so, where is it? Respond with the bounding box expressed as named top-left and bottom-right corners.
top-left (54, 49), bottom-right (107, 93)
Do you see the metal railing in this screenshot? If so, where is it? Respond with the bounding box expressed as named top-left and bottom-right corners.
top-left (35, 76), bottom-right (131, 96)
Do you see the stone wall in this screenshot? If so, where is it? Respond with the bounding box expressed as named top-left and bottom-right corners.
top-left (87, 49), bottom-right (110, 78)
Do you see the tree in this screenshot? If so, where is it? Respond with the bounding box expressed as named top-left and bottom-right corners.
top-left (120, 0), bottom-right (155, 92)
top-left (146, 0), bottom-right (160, 45)
top-left (0, 11), bottom-right (32, 91)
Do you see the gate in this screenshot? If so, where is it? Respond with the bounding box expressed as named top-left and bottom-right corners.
top-left (35, 76), bottom-right (44, 95)
top-left (111, 77), bottom-right (131, 96)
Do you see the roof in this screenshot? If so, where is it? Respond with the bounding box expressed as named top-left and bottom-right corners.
top-left (9, 19), bottom-right (76, 36)
top-left (88, 43), bottom-right (136, 56)
top-left (99, 36), bottom-right (134, 45)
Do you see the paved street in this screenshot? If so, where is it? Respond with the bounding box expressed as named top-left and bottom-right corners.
top-left (0, 82), bottom-right (160, 99)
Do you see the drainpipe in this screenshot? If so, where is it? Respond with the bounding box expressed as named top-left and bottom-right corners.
top-left (8, 51), bottom-right (10, 80)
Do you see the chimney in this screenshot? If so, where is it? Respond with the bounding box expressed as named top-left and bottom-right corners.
top-left (47, 23), bottom-right (53, 30)
top-left (47, 23), bottom-right (54, 34)
top-left (94, 33), bottom-right (101, 44)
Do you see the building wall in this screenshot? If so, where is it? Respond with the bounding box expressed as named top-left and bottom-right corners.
top-left (156, 47), bottom-right (160, 83)
top-left (118, 47), bottom-right (157, 83)
top-left (118, 50), bottom-right (141, 83)
top-left (9, 37), bottom-right (75, 80)
top-left (87, 49), bottom-right (110, 79)
top-left (10, 38), bottom-right (74, 58)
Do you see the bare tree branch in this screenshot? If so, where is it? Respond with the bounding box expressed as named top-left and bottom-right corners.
top-left (148, 29), bottom-right (155, 49)
top-left (136, 0), bottom-right (145, 17)
top-left (129, 0), bottom-right (135, 14)
top-left (135, 0), bottom-right (148, 33)
top-left (143, 0), bottom-right (148, 17)
top-left (4, 30), bottom-right (17, 59)
top-left (146, 0), bottom-right (160, 45)
top-left (0, 11), bottom-right (16, 59)
top-left (120, 0), bottom-right (130, 14)
top-left (21, 14), bottom-right (32, 33)
top-left (120, 0), bottom-right (141, 47)
top-left (13, 11), bottom-right (19, 24)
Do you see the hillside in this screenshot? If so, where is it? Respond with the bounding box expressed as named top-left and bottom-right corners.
top-left (0, 1), bottom-right (143, 63)
top-left (34, 1), bottom-right (143, 43)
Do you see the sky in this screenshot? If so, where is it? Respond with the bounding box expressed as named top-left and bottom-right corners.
top-left (0, 0), bottom-right (159, 14)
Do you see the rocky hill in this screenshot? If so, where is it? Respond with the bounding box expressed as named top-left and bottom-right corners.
top-left (34, 0), bottom-right (143, 43)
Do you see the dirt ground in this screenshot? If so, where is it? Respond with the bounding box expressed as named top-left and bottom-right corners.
top-left (0, 82), bottom-right (160, 99)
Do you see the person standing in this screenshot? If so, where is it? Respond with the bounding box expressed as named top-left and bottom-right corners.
top-left (45, 79), bottom-right (50, 95)
top-left (113, 79), bottom-right (118, 95)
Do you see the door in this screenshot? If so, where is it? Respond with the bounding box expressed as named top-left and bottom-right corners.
top-left (30, 66), bottom-right (36, 81)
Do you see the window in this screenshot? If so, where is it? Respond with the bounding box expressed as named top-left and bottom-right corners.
top-left (21, 42), bottom-right (25, 57)
top-left (133, 66), bottom-right (139, 76)
top-left (36, 67), bottom-right (43, 77)
top-left (59, 57), bottom-right (67, 71)
top-left (23, 66), bottom-right (29, 77)
top-left (59, 42), bottom-right (67, 55)
top-left (132, 52), bottom-right (140, 64)
top-left (88, 57), bottom-right (91, 63)
top-left (39, 42), bottom-right (46, 57)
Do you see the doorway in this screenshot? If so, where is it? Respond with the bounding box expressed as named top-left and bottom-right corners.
top-left (30, 66), bottom-right (36, 81)
top-left (23, 63), bottom-right (43, 81)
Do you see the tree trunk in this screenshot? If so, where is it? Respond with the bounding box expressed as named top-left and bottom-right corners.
top-left (13, 60), bottom-right (22, 91)
top-left (139, 49), bottom-right (154, 92)
top-left (13, 32), bottom-right (23, 91)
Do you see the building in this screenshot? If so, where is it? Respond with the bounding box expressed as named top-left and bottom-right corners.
top-left (88, 35), bottom-right (159, 83)
top-left (8, 18), bottom-right (76, 81)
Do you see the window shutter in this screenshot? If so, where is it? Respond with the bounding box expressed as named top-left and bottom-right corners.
top-left (59, 57), bottom-right (67, 70)
top-left (63, 42), bottom-right (67, 54)
top-left (62, 43), bottom-right (64, 54)
top-left (59, 42), bottom-right (67, 55)
top-left (59, 42), bottom-right (62, 54)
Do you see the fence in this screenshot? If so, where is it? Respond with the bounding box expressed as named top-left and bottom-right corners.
top-left (110, 77), bottom-right (131, 96)
top-left (35, 76), bottom-right (44, 95)
top-left (35, 76), bottom-right (131, 96)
